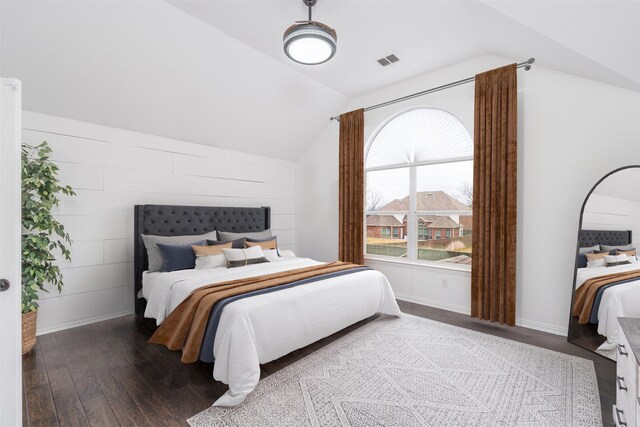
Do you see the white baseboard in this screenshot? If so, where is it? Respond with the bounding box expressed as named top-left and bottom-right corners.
top-left (395, 293), bottom-right (567, 337)
top-left (36, 310), bottom-right (134, 336)
top-left (515, 317), bottom-right (567, 336)
top-left (395, 293), bottom-right (471, 316)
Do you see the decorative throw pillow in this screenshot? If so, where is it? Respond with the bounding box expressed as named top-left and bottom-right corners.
top-left (263, 249), bottom-right (280, 262)
top-left (578, 245), bottom-right (600, 254)
top-left (142, 230), bottom-right (217, 272)
top-left (601, 243), bottom-right (634, 253)
top-left (577, 251), bottom-right (592, 269)
top-left (218, 230), bottom-right (272, 244)
top-left (222, 246), bottom-right (269, 268)
top-left (157, 240), bottom-right (206, 272)
top-left (193, 242), bottom-right (233, 256)
top-left (245, 236), bottom-right (279, 255)
top-left (208, 238), bottom-right (246, 249)
top-left (604, 254), bottom-right (630, 267)
top-left (195, 254), bottom-right (227, 269)
top-left (584, 251), bottom-right (609, 268)
top-left (617, 249), bottom-right (637, 260)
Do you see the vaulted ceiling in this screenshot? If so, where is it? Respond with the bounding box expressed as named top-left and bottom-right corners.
top-left (1, 1), bottom-right (638, 160)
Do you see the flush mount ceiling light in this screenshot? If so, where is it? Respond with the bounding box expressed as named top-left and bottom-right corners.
top-left (283, 0), bottom-right (337, 65)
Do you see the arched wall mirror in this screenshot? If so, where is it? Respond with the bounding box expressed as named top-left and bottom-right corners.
top-left (568, 165), bottom-right (640, 360)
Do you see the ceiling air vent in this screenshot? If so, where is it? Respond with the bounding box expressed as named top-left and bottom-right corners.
top-left (377, 54), bottom-right (400, 67)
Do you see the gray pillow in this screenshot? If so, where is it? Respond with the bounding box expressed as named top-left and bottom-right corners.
top-left (601, 243), bottom-right (634, 252)
top-left (578, 245), bottom-right (600, 254)
top-left (142, 230), bottom-right (218, 272)
top-left (218, 229), bottom-right (272, 243)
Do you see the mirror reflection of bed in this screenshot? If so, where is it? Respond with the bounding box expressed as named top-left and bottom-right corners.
top-left (568, 166), bottom-right (640, 360)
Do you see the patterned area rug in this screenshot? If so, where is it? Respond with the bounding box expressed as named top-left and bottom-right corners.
top-left (188, 314), bottom-right (602, 427)
top-left (595, 345), bottom-right (617, 362)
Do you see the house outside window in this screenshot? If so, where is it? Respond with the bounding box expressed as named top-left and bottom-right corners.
top-left (364, 107), bottom-right (473, 267)
top-left (418, 222), bottom-right (429, 240)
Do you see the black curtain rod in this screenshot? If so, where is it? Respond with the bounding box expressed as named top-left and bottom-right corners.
top-left (330, 58), bottom-right (535, 121)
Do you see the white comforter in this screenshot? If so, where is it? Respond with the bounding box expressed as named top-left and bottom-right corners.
top-left (142, 256), bottom-right (401, 406)
top-left (575, 264), bottom-right (640, 348)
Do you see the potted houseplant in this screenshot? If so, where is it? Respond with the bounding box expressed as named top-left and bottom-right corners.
top-left (21, 141), bottom-right (75, 354)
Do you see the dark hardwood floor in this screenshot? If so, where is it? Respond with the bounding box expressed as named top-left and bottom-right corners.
top-left (23, 301), bottom-right (616, 426)
top-left (568, 315), bottom-right (608, 353)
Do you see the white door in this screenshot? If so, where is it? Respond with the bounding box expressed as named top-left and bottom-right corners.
top-left (0, 78), bottom-right (22, 427)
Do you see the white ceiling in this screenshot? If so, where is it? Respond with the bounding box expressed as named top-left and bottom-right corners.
top-left (1, 1), bottom-right (639, 160)
top-left (0, 0), bottom-right (347, 160)
top-left (170, 0), bottom-right (640, 96)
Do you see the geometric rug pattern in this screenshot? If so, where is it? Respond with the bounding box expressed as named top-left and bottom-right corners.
top-left (188, 314), bottom-right (602, 427)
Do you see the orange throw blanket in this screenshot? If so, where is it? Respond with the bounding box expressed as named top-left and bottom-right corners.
top-left (573, 268), bottom-right (640, 324)
top-left (149, 261), bottom-right (362, 363)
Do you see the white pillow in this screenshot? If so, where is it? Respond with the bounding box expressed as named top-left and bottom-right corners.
top-left (587, 258), bottom-right (606, 268)
top-left (263, 249), bottom-right (280, 262)
top-left (195, 254), bottom-right (227, 269)
top-left (279, 249), bottom-right (296, 258)
top-left (604, 254), bottom-right (629, 266)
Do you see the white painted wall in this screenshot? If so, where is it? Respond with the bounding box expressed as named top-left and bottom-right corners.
top-left (296, 55), bottom-right (640, 335)
top-left (23, 112), bottom-right (297, 335)
top-left (582, 194), bottom-right (640, 246)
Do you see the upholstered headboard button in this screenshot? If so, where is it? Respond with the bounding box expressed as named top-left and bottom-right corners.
top-left (578, 230), bottom-right (632, 248)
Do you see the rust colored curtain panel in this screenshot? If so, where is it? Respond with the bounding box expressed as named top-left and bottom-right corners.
top-left (471, 64), bottom-right (518, 326)
top-left (338, 109), bottom-right (365, 264)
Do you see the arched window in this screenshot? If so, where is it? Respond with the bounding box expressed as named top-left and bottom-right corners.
top-left (365, 107), bottom-right (473, 267)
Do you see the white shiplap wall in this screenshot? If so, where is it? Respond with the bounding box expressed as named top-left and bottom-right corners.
top-left (23, 112), bottom-right (297, 335)
top-left (582, 194), bottom-right (640, 246)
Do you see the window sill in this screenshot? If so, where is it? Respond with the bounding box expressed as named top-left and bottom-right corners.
top-left (364, 255), bottom-right (471, 275)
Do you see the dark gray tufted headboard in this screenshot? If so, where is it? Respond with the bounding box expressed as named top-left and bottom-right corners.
top-left (578, 229), bottom-right (632, 248)
top-left (134, 204), bottom-right (271, 315)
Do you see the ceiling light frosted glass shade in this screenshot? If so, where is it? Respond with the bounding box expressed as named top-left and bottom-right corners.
top-left (283, 22), bottom-right (337, 65)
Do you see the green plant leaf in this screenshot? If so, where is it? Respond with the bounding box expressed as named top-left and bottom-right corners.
top-left (21, 141), bottom-right (75, 310)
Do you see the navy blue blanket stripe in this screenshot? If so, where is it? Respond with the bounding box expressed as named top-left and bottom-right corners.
top-left (589, 276), bottom-right (640, 324)
top-left (198, 266), bottom-right (371, 362)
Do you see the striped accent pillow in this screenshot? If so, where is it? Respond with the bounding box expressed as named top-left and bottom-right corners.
top-left (222, 246), bottom-right (269, 268)
top-left (604, 254), bottom-right (631, 267)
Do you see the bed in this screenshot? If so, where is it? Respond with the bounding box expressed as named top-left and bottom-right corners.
top-left (134, 205), bottom-right (400, 406)
top-left (574, 229), bottom-right (640, 349)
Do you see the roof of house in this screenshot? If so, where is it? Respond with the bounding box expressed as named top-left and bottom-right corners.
top-left (426, 216), bottom-right (461, 229)
top-left (417, 215), bottom-right (439, 223)
top-left (366, 215), bottom-right (403, 227)
top-left (377, 191), bottom-right (470, 213)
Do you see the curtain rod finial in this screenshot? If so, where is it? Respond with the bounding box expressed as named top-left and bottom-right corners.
top-left (524, 57), bottom-right (535, 71)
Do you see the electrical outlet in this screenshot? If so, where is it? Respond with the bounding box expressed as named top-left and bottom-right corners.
top-left (442, 279), bottom-right (448, 288)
